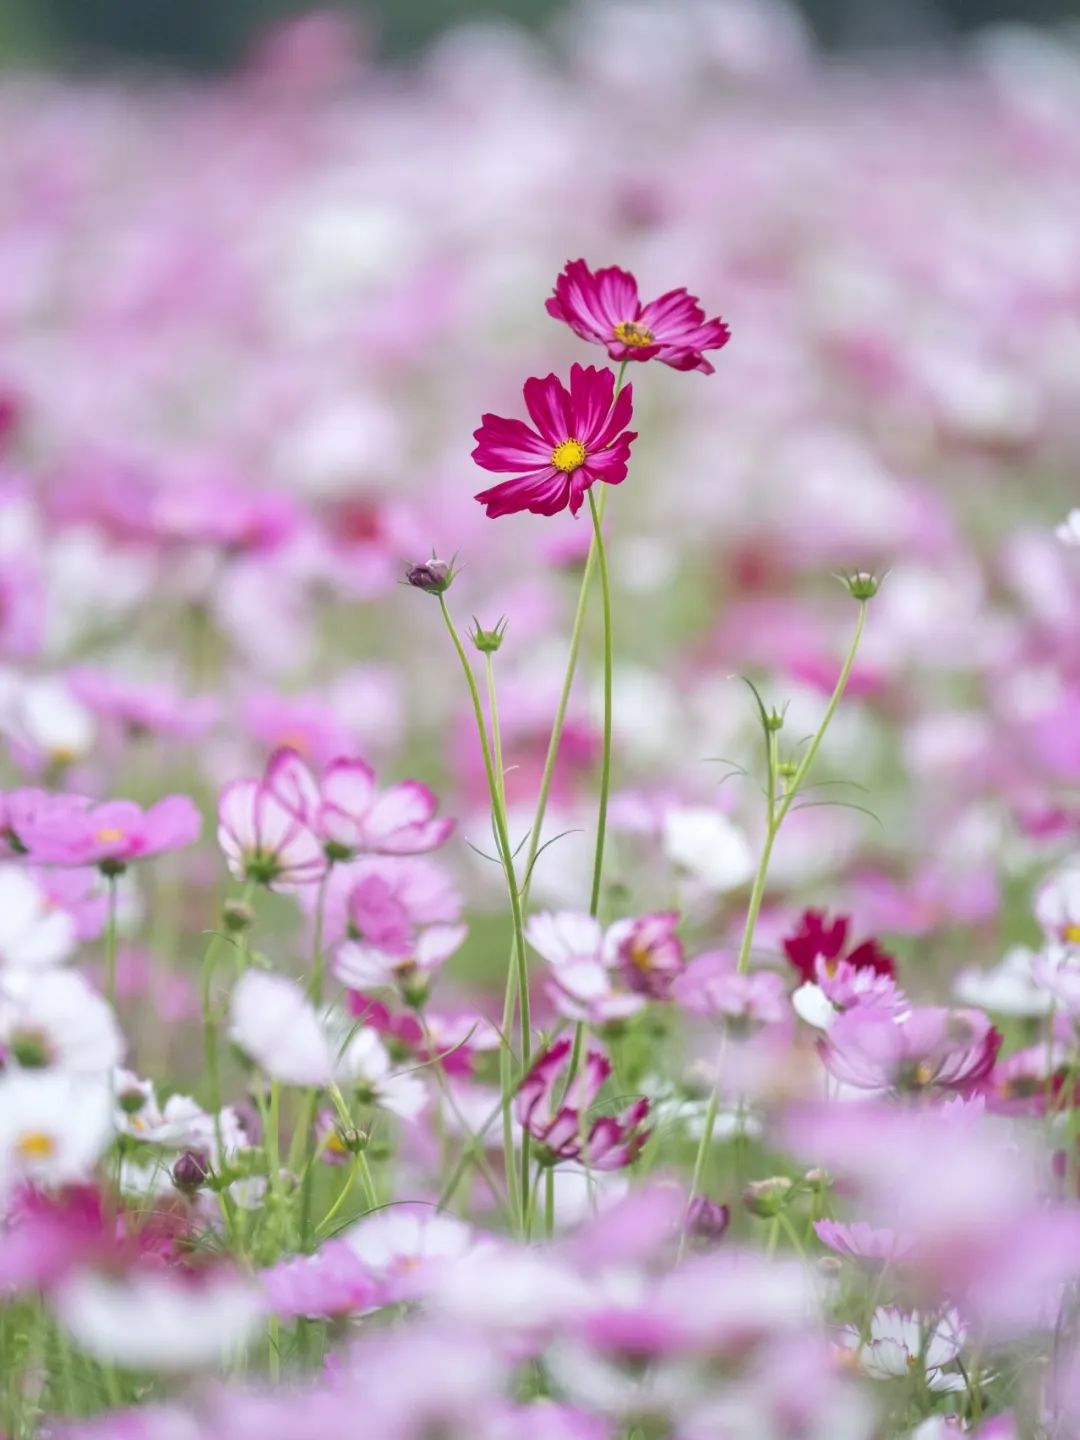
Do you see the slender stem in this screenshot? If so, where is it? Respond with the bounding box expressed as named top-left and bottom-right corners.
top-left (682, 604), bottom-right (869, 1222)
top-left (735, 601), bottom-right (867, 974)
top-left (587, 488), bottom-right (613, 920)
top-left (438, 595), bottom-right (531, 1232)
top-left (308, 869), bottom-right (330, 1005)
top-left (317, 1156), bottom-right (360, 1236)
top-left (519, 360), bottom-right (628, 907)
top-left (104, 876), bottom-right (119, 1007)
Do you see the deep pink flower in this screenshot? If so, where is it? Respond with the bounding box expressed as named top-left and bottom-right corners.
top-left (546, 259), bottom-right (730, 374)
top-left (782, 908), bottom-right (895, 984)
top-left (267, 747), bottom-right (454, 859)
top-left (16, 793), bottom-right (201, 873)
top-left (472, 363), bottom-right (636, 519)
top-left (515, 1037), bottom-right (649, 1170)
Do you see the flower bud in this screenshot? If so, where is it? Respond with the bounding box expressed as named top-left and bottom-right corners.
top-left (469, 616), bottom-right (508, 654)
top-left (172, 1149), bottom-right (211, 1194)
top-left (838, 570), bottom-right (882, 601)
top-left (804, 1166), bottom-right (830, 1193)
top-left (405, 558), bottom-right (453, 595)
top-left (742, 1175), bottom-right (793, 1218)
top-left (765, 708), bottom-right (784, 732)
top-left (685, 1196), bottom-right (730, 1245)
top-left (222, 899), bottom-right (254, 934)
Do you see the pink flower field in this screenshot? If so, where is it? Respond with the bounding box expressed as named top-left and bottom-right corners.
top-left (1, 2), bottom-right (1079, 1436)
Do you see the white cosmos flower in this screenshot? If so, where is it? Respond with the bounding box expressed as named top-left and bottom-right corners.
top-left (333, 1025), bottom-right (426, 1120)
top-left (114, 1072), bottom-right (250, 1164)
top-left (1056, 508), bottom-right (1080, 546)
top-left (56, 1267), bottom-right (263, 1371)
top-left (0, 1071), bottom-right (113, 1195)
top-left (0, 673), bottom-right (96, 768)
top-left (837, 1307), bottom-right (966, 1391)
top-left (954, 945), bottom-right (1054, 1017)
top-left (662, 806), bottom-right (754, 892)
top-left (1035, 863), bottom-right (1080, 945)
top-left (0, 969), bottom-right (123, 1072)
top-left (228, 970), bottom-right (333, 1087)
top-left (0, 866), bottom-right (76, 969)
top-left (343, 1207), bottom-right (474, 1290)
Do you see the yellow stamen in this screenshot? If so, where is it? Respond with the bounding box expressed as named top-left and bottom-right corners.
top-left (1064, 924), bottom-right (1080, 944)
top-left (629, 942), bottom-right (654, 972)
top-left (95, 827), bottom-right (126, 844)
top-left (913, 1061), bottom-right (935, 1088)
top-left (614, 320), bottom-right (654, 347)
top-left (551, 439), bottom-right (587, 474)
top-left (16, 1131), bottom-right (56, 1161)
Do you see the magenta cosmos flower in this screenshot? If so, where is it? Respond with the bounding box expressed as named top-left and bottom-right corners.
top-left (472, 363), bottom-right (636, 519)
top-left (516, 1037), bottom-right (649, 1170)
top-left (15, 793), bottom-right (201, 874)
top-left (546, 259), bottom-right (731, 374)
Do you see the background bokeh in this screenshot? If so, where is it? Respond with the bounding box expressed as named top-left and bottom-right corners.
top-left (3, 0), bottom-right (1080, 65)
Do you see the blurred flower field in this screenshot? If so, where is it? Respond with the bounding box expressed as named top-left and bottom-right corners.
top-left (1, 2), bottom-right (1080, 1437)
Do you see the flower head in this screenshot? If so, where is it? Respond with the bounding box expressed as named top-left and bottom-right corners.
top-left (546, 259), bottom-right (730, 374)
top-left (515, 1038), bottom-right (649, 1170)
top-left (16, 794), bottom-right (201, 874)
top-left (473, 363), bottom-right (636, 519)
top-left (267, 747), bottom-right (454, 862)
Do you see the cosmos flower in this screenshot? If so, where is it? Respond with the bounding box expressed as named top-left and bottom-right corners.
top-left (266, 747), bottom-right (454, 860)
top-left (516, 1038), bottom-right (649, 1171)
top-left (16, 793), bottom-right (202, 873)
top-left (472, 364), bottom-right (636, 519)
top-left (836, 1306), bottom-right (966, 1391)
top-left (817, 1005), bottom-right (1001, 1097)
top-left (546, 260), bottom-right (730, 374)
top-left (217, 773), bottom-right (325, 888)
top-left (0, 865), bottom-right (77, 968)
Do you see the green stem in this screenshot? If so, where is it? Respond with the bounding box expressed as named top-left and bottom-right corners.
top-left (518, 359), bottom-right (628, 908)
top-left (104, 876), bottom-right (119, 1007)
top-left (587, 487), bottom-right (613, 920)
top-left (682, 604), bottom-right (868, 1222)
top-left (438, 595), bottom-right (531, 1233)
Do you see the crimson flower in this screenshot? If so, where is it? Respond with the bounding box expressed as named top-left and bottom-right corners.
top-left (782, 908), bottom-right (895, 985)
top-left (472, 363), bottom-right (635, 519)
top-left (546, 259), bottom-right (730, 374)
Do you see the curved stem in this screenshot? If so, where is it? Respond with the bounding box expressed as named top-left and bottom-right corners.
top-left (587, 487), bottom-right (613, 920)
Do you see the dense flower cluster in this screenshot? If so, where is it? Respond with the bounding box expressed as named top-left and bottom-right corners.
top-left (0, 2), bottom-right (1078, 1438)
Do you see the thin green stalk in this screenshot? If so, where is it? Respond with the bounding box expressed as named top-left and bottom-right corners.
top-left (104, 876), bottom-right (119, 1007)
top-left (438, 595), bottom-right (531, 1232)
top-left (519, 358), bottom-right (628, 907)
top-left (299, 871), bottom-right (332, 1246)
top-left (586, 487), bottom-right (613, 919)
top-left (682, 603), bottom-right (869, 1223)
top-left (736, 600), bottom-right (867, 974)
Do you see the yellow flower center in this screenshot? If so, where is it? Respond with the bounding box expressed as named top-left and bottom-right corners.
top-left (1064, 923), bottom-right (1080, 944)
top-left (913, 1061), bottom-right (935, 1088)
top-left (614, 320), bottom-right (654, 347)
top-left (551, 439), bottom-right (587, 473)
top-left (96, 827), bottom-right (126, 844)
top-left (16, 1130), bottom-right (56, 1161)
top-left (629, 941), bottom-right (654, 972)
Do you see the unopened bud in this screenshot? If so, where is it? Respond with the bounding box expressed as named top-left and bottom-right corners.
top-left (469, 616), bottom-right (508, 654)
top-left (222, 899), bottom-right (254, 934)
top-left (685, 1196), bottom-right (730, 1245)
top-left (765, 709), bottom-right (784, 732)
top-left (804, 1167), bottom-right (830, 1193)
top-left (742, 1176), bottom-right (793, 1218)
top-left (405, 558), bottom-right (453, 595)
top-left (837, 569), bottom-right (882, 601)
top-left (172, 1149), bottom-right (211, 1194)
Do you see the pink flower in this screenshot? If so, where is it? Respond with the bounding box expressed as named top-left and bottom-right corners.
top-left (605, 911), bottom-right (685, 999)
top-left (526, 910), bottom-right (683, 1024)
top-left (16, 793), bottom-right (201, 873)
top-left (818, 1006), bottom-right (1001, 1097)
top-left (515, 1038), bottom-right (649, 1171)
top-left (67, 668), bottom-right (217, 742)
top-left (267, 747), bottom-right (454, 860)
top-left (472, 363), bottom-right (636, 519)
top-left (813, 1220), bottom-right (915, 1270)
top-left (672, 951), bottom-right (789, 1030)
top-left (217, 776), bottom-right (325, 888)
top-left (261, 1240), bottom-right (380, 1320)
top-left (546, 259), bottom-right (730, 374)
